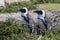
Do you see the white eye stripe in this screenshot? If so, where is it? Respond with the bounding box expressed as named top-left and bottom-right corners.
top-left (41, 10), bottom-right (45, 18)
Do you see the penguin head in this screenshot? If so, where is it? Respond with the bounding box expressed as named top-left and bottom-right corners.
top-left (34, 10), bottom-right (46, 18)
top-left (20, 7), bottom-right (28, 14)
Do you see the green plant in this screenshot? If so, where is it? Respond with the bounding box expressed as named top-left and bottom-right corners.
top-left (41, 28), bottom-right (60, 40)
top-left (0, 2), bottom-right (36, 13)
top-left (0, 19), bottom-right (28, 40)
top-left (0, 19), bottom-right (39, 40)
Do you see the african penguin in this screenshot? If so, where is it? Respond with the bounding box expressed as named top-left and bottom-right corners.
top-left (20, 7), bottom-right (33, 33)
top-left (34, 10), bottom-right (48, 34)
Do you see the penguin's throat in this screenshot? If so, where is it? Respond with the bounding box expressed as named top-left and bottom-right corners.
top-left (38, 15), bottom-right (44, 20)
top-left (22, 13), bottom-right (27, 17)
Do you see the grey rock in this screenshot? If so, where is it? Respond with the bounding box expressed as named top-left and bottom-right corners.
top-left (45, 10), bottom-right (60, 29)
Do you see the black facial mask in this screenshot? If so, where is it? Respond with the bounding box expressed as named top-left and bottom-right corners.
top-left (34, 10), bottom-right (43, 15)
top-left (20, 9), bottom-right (26, 13)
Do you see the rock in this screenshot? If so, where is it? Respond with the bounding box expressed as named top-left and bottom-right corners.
top-left (45, 10), bottom-right (60, 29)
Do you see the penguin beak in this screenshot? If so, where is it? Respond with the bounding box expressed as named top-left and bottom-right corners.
top-left (20, 9), bottom-right (22, 12)
top-left (33, 10), bottom-right (39, 14)
top-left (33, 10), bottom-right (37, 12)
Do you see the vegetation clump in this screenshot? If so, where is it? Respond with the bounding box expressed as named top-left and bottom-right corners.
top-left (0, 2), bottom-right (36, 13)
top-left (0, 20), bottom-right (38, 40)
top-left (41, 28), bottom-right (60, 40)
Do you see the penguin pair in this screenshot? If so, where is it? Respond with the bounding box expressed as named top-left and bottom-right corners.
top-left (20, 7), bottom-right (49, 34)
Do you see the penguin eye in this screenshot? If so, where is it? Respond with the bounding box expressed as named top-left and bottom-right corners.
top-left (20, 9), bottom-right (26, 13)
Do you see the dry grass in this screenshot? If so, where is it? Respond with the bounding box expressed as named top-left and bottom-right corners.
top-left (37, 3), bottom-right (60, 10)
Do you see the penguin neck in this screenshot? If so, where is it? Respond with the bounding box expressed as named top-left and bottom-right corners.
top-left (38, 14), bottom-right (44, 20)
top-left (22, 12), bottom-right (27, 17)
